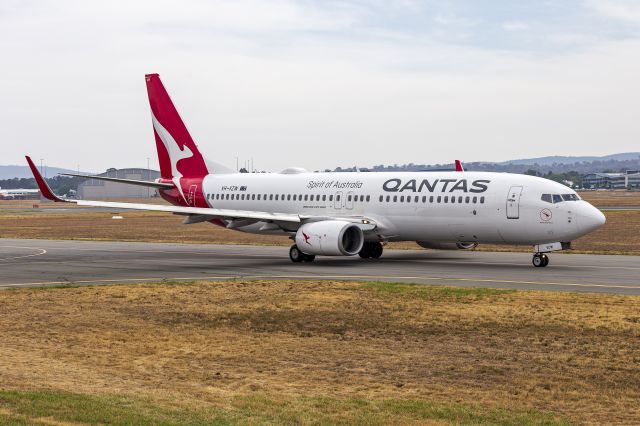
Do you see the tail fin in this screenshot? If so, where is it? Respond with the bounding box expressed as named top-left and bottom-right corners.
top-left (146, 74), bottom-right (231, 179)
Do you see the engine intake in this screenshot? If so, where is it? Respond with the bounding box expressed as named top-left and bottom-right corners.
top-left (295, 221), bottom-right (364, 256)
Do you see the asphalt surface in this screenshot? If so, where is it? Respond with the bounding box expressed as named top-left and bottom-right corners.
top-left (1, 238), bottom-right (640, 294)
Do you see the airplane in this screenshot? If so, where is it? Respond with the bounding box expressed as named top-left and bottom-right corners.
top-left (0, 187), bottom-right (40, 199)
top-left (26, 73), bottom-right (606, 268)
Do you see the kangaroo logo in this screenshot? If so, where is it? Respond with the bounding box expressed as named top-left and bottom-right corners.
top-left (152, 114), bottom-right (193, 202)
top-left (302, 232), bottom-right (311, 245)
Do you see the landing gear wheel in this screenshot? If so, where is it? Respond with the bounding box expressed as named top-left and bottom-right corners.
top-left (532, 253), bottom-right (548, 268)
top-left (302, 253), bottom-right (316, 262)
top-left (289, 245), bottom-right (304, 263)
top-left (370, 242), bottom-right (383, 259)
top-left (358, 244), bottom-right (372, 259)
top-left (541, 254), bottom-right (549, 267)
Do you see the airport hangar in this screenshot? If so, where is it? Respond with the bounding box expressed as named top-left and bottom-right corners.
top-left (77, 168), bottom-right (160, 199)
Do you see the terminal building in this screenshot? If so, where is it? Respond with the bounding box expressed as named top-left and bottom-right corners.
top-left (582, 171), bottom-right (640, 189)
top-left (77, 168), bottom-right (160, 199)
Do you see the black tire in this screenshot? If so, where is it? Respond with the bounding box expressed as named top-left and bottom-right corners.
top-left (289, 245), bottom-right (303, 263)
top-left (541, 254), bottom-right (549, 267)
top-left (302, 253), bottom-right (316, 262)
top-left (370, 242), bottom-right (383, 259)
top-left (358, 243), bottom-right (372, 259)
top-left (532, 254), bottom-right (543, 267)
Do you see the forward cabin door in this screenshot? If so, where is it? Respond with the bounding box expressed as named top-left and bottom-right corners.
top-left (506, 186), bottom-right (523, 219)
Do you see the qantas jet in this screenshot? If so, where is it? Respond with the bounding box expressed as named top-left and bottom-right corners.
top-left (26, 74), bottom-right (606, 267)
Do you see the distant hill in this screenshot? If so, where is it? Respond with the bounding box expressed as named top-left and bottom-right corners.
top-left (0, 165), bottom-right (93, 180)
top-left (335, 152), bottom-right (640, 175)
top-left (500, 152), bottom-right (640, 166)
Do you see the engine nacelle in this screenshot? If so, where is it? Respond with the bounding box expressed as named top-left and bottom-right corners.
top-left (417, 241), bottom-right (478, 250)
top-left (295, 221), bottom-right (364, 256)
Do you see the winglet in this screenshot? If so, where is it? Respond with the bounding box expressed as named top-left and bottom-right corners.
top-left (455, 160), bottom-right (464, 172)
top-left (25, 156), bottom-right (66, 202)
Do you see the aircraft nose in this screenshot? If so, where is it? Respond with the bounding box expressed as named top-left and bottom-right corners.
top-left (578, 202), bottom-right (606, 233)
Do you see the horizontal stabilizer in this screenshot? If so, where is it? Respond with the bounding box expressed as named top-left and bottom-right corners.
top-left (59, 173), bottom-right (174, 189)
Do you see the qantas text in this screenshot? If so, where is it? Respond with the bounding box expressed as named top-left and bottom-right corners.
top-left (382, 178), bottom-right (490, 193)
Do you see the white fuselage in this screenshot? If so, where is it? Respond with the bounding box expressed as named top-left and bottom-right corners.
top-left (199, 170), bottom-right (605, 246)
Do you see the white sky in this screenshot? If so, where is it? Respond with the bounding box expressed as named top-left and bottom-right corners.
top-left (2, 0), bottom-right (639, 172)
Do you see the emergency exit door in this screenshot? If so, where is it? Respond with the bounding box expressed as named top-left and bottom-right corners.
top-left (506, 186), bottom-right (523, 219)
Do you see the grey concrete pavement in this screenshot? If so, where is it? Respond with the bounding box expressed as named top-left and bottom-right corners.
top-left (1, 238), bottom-right (639, 294)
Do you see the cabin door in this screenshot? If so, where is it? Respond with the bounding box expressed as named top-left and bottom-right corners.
top-left (506, 186), bottom-right (523, 219)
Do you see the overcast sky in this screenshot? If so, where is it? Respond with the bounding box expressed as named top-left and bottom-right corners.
top-left (2, 0), bottom-right (640, 172)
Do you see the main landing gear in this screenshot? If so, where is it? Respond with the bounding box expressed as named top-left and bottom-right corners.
top-left (532, 253), bottom-right (549, 268)
top-left (358, 242), bottom-right (383, 259)
top-left (289, 245), bottom-right (315, 263)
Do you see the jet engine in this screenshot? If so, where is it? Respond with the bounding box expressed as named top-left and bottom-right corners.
top-left (295, 221), bottom-right (364, 256)
top-left (416, 241), bottom-right (478, 250)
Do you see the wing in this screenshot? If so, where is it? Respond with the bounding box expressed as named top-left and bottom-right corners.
top-left (59, 173), bottom-right (173, 189)
top-left (26, 156), bottom-right (376, 230)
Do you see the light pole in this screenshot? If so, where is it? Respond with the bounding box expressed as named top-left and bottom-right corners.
top-left (147, 157), bottom-right (150, 198)
top-left (235, 156), bottom-right (239, 172)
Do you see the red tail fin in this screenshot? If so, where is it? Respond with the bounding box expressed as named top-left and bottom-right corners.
top-left (455, 160), bottom-right (464, 172)
top-left (146, 74), bottom-right (209, 180)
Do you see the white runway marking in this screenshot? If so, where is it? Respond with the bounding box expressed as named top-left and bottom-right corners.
top-left (1, 273), bottom-right (639, 291)
top-left (0, 246), bottom-right (47, 262)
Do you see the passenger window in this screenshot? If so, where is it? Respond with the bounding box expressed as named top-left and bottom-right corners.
top-left (386, 195), bottom-right (390, 202)
top-left (323, 195), bottom-right (327, 201)
top-left (465, 196), bottom-right (470, 203)
top-left (281, 194), bottom-right (285, 200)
top-left (379, 195), bottom-right (383, 202)
top-left (366, 195), bottom-right (370, 202)
top-left (257, 194), bottom-right (261, 200)
top-left (451, 197), bottom-right (455, 204)
top-left (406, 197), bottom-right (410, 203)
top-left (430, 196), bottom-right (434, 203)
top-left (553, 194), bottom-right (562, 203)
top-left (393, 196), bottom-right (397, 202)
top-left (422, 196), bottom-right (426, 203)
top-left (287, 194), bottom-right (291, 201)
top-left (472, 196), bottom-right (477, 203)
top-left (400, 196), bottom-right (404, 202)
top-left (276, 195), bottom-right (280, 201)
top-left (304, 195), bottom-right (308, 201)
top-left (458, 196), bottom-right (463, 203)
top-left (444, 196), bottom-right (449, 203)
top-left (437, 196), bottom-right (441, 203)
top-left (329, 195), bottom-right (333, 201)
top-left (241, 194), bottom-right (245, 200)
top-left (310, 195), bottom-right (314, 201)
top-left (269, 194), bottom-right (273, 200)
top-left (336, 195), bottom-right (340, 201)
top-left (293, 195), bottom-right (297, 201)
top-left (480, 196), bottom-right (485, 204)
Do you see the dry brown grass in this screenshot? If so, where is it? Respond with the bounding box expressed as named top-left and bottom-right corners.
top-left (578, 190), bottom-right (640, 207)
top-left (0, 281), bottom-right (639, 424)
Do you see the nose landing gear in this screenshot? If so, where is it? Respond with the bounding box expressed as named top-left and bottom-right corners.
top-left (532, 253), bottom-right (549, 267)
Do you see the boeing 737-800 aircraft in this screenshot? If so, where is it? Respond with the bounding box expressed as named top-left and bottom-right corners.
top-left (26, 74), bottom-right (606, 267)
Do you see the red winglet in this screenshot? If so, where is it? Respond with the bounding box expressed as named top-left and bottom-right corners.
top-left (455, 160), bottom-right (464, 172)
top-left (25, 156), bottom-right (65, 202)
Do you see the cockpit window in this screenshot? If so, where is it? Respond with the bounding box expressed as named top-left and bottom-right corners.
top-left (542, 193), bottom-right (580, 203)
top-left (562, 194), bottom-right (579, 201)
